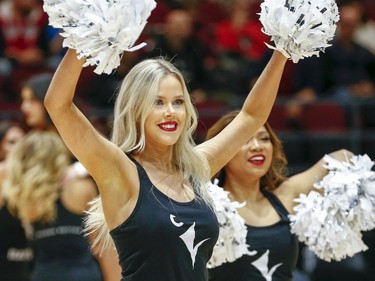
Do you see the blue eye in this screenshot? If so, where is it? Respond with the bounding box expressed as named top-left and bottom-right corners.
top-left (154, 99), bottom-right (163, 105)
top-left (174, 99), bottom-right (184, 105)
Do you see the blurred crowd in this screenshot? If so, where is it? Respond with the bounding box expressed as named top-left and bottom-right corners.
top-left (0, 0), bottom-right (374, 153)
top-left (0, 0), bottom-right (375, 280)
top-left (0, 0), bottom-right (373, 106)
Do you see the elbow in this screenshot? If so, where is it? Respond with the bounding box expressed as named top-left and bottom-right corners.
top-left (328, 149), bottom-right (354, 162)
top-left (43, 93), bottom-right (52, 110)
top-left (258, 114), bottom-right (269, 126)
top-left (43, 90), bottom-right (70, 116)
top-left (249, 111), bottom-right (269, 127)
top-left (43, 92), bottom-right (56, 115)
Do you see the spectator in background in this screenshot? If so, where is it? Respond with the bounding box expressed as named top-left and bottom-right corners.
top-left (143, 9), bottom-right (209, 103)
top-left (279, 1), bottom-right (375, 130)
top-left (322, 2), bottom-right (375, 102)
top-left (0, 0), bottom-right (51, 101)
top-left (207, 0), bottom-right (270, 104)
top-left (45, 25), bottom-right (66, 70)
top-left (20, 72), bottom-right (110, 134)
top-left (292, 2), bottom-right (375, 104)
top-left (0, 120), bottom-right (30, 281)
top-left (353, 0), bottom-right (375, 55)
top-left (20, 73), bottom-right (55, 132)
top-left (194, 0), bottom-right (227, 65)
top-left (215, 0), bottom-right (268, 62)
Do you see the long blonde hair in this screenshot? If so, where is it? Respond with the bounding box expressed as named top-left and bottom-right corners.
top-left (5, 131), bottom-right (70, 223)
top-left (85, 58), bottom-right (212, 253)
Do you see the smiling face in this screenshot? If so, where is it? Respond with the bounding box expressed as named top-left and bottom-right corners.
top-left (144, 74), bottom-right (187, 148)
top-left (225, 126), bottom-right (273, 181)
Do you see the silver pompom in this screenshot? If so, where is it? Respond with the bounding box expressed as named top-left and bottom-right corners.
top-left (259, 0), bottom-right (339, 62)
top-left (290, 154), bottom-right (375, 261)
top-left (43, 0), bottom-right (157, 74)
top-left (207, 179), bottom-right (256, 268)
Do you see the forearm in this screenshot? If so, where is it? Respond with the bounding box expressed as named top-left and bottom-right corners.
top-left (242, 50), bottom-right (287, 122)
top-left (96, 248), bottom-right (122, 281)
top-left (294, 149), bottom-right (353, 196)
top-left (44, 49), bottom-right (85, 114)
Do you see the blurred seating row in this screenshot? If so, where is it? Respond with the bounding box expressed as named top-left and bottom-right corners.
top-left (1, 99), bottom-right (374, 175)
top-left (268, 102), bottom-right (348, 133)
top-left (194, 99), bottom-right (375, 175)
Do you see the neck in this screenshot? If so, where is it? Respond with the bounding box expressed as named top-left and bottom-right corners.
top-left (223, 174), bottom-right (263, 203)
top-left (133, 150), bottom-right (176, 173)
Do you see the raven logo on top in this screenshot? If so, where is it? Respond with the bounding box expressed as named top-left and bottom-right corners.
top-left (170, 215), bottom-right (210, 269)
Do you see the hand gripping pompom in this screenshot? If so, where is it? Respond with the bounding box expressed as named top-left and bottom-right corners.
top-left (207, 179), bottom-right (256, 268)
top-left (43, 0), bottom-right (157, 74)
top-left (259, 0), bottom-right (339, 62)
top-left (289, 154), bottom-right (375, 261)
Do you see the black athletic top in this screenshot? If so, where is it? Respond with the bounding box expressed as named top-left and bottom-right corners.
top-left (31, 199), bottom-right (103, 281)
top-left (209, 188), bottom-right (299, 281)
top-left (110, 157), bottom-right (219, 281)
top-left (0, 204), bottom-right (33, 281)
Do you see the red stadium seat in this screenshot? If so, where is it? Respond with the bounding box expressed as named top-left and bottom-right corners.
top-left (267, 103), bottom-right (289, 132)
top-left (194, 101), bottom-right (228, 143)
top-left (301, 102), bottom-right (347, 133)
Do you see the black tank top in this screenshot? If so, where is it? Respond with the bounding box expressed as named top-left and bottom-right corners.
top-left (31, 199), bottom-right (103, 281)
top-left (209, 188), bottom-right (299, 281)
top-left (110, 156), bottom-right (219, 281)
top-left (0, 204), bottom-right (33, 281)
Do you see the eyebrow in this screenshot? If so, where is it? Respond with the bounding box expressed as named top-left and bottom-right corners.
top-left (256, 130), bottom-right (269, 136)
top-left (155, 95), bottom-right (185, 99)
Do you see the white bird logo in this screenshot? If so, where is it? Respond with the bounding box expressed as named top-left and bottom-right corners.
top-left (170, 215), bottom-right (210, 268)
top-left (251, 250), bottom-right (282, 281)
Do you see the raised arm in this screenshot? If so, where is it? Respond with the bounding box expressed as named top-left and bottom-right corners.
top-left (198, 50), bottom-right (288, 176)
top-left (44, 49), bottom-right (135, 206)
top-left (45, 50), bottom-right (119, 183)
top-left (287, 149), bottom-right (353, 198)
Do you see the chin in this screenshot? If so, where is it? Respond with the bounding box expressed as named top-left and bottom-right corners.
top-left (162, 133), bottom-right (182, 144)
top-left (247, 167), bottom-right (267, 177)
top-left (164, 139), bottom-right (180, 146)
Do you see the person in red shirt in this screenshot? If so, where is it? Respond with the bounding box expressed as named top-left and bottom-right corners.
top-left (0, 0), bottom-right (51, 100)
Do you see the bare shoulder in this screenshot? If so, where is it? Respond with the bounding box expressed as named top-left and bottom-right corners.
top-left (273, 180), bottom-right (296, 213)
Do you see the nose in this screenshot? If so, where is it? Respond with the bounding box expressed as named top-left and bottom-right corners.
top-left (164, 103), bottom-right (176, 118)
top-left (20, 100), bottom-right (27, 112)
top-left (248, 138), bottom-right (262, 151)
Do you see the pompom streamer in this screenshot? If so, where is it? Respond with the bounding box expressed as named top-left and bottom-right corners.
top-left (289, 154), bottom-right (375, 261)
top-left (259, 0), bottom-right (339, 62)
top-left (43, 0), bottom-right (157, 74)
top-left (207, 179), bottom-right (256, 268)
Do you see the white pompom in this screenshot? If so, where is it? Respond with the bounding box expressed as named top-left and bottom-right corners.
top-left (207, 179), bottom-right (256, 268)
top-left (43, 0), bottom-right (157, 74)
top-left (290, 191), bottom-right (368, 261)
top-left (290, 154), bottom-right (375, 261)
top-left (259, 0), bottom-right (339, 62)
